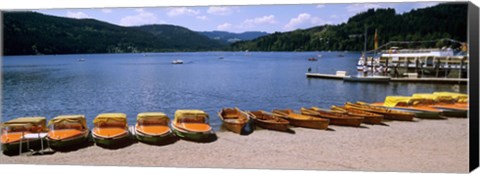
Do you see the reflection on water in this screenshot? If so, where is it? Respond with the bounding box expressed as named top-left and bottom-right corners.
top-left (2, 52), bottom-right (467, 130)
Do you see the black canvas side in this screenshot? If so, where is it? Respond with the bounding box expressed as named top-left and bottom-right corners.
top-left (468, 1), bottom-right (479, 172)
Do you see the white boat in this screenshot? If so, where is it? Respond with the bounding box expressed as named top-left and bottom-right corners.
top-left (172, 60), bottom-right (184, 64)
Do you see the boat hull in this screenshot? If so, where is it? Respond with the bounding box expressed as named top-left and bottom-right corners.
top-left (1, 138), bottom-right (47, 154)
top-left (222, 123), bottom-right (247, 134)
top-left (135, 130), bottom-right (174, 144)
top-left (47, 131), bottom-right (90, 149)
top-left (171, 126), bottom-right (212, 141)
top-left (287, 118), bottom-right (329, 130)
top-left (93, 133), bottom-right (130, 147)
top-left (253, 120), bottom-right (290, 132)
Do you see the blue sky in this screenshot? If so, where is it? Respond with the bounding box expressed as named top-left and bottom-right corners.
top-left (35, 2), bottom-right (439, 33)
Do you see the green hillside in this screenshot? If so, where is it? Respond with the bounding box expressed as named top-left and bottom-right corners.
top-left (230, 3), bottom-right (468, 51)
top-left (3, 12), bottom-right (224, 55)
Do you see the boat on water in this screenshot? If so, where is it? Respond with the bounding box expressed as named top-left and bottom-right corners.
top-left (247, 110), bottom-right (290, 132)
top-left (46, 115), bottom-right (90, 149)
top-left (272, 109), bottom-right (329, 130)
top-left (330, 105), bottom-right (384, 124)
top-left (171, 110), bottom-right (213, 141)
top-left (92, 113), bottom-right (130, 147)
top-left (218, 108), bottom-right (250, 134)
top-left (77, 58), bottom-right (86, 62)
top-left (345, 102), bottom-right (415, 121)
top-left (370, 96), bottom-right (445, 119)
top-left (343, 75), bottom-right (390, 83)
top-left (1, 117), bottom-right (48, 153)
top-left (308, 57), bottom-right (318, 61)
top-left (135, 112), bottom-right (174, 144)
top-left (172, 59), bottom-right (184, 64)
top-left (301, 107), bottom-right (364, 127)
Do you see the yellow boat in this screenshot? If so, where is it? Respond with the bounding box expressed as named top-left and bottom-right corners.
top-left (47, 115), bottom-right (90, 149)
top-left (171, 110), bottom-right (214, 141)
top-left (372, 96), bottom-right (444, 119)
top-left (1, 117), bottom-right (48, 153)
top-left (92, 113), bottom-right (130, 147)
top-left (272, 109), bottom-right (329, 130)
top-left (218, 107), bottom-right (250, 134)
top-left (135, 112), bottom-right (174, 144)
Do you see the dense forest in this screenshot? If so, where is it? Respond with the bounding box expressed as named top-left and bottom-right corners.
top-left (3, 12), bottom-right (225, 55)
top-left (199, 31), bottom-right (269, 44)
top-left (2, 3), bottom-right (468, 55)
top-left (230, 3), bottom-right (468, 51)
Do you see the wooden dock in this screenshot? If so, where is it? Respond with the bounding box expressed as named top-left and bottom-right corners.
top-left (390, 77), bottom-right (467, 84)
top-left (305, 73), bottom-right (349, 79)
top-left (306, 73), bottom-right (467, 84)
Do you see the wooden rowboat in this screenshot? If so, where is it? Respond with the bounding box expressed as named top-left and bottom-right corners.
top-left (272, 109), bottom-right (329, 130)
top-left (345, 102), bottom-right (415, 121)
top-left (302, 107), bottom-right (364, 127)
top-left (247, 110), bottom-right (290, 132)
top-left (172, 110), bottom-right (213, 141)
top-left (92, 113), bottom-right (130, 147)
top-left (218, 107), bottom-right (250, 134)
top-left (47, 115), bottom-right (90, 149)
top-left (135, 112), bottom-right (174, 144)
top-left (331, 105), bottom-right (383, 124)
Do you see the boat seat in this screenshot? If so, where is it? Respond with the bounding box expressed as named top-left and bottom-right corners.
top-left (136, 125), bottom-right (170, 136)
top-left (92, 127), bottom-right (127, 138)
top-left (175, 123), bottom-right (211, 132)
top-left (48, 129), bottom-right (83, 140)
top-left (0, 132), bottom-right (28, 143)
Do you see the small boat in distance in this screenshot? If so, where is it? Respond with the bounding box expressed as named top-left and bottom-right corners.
top-left (308, 57), bottom-right (318, 61)
top-left (47, 115), bottom-right (90, 149)
top-left (218, 107), bottom-right (250, 134)
top-left (77, 58), bottom-right (86, 62)
top-left (172, 59), bottom-right (184, 64)
top-left (247, 110), bottom-right (290, 132)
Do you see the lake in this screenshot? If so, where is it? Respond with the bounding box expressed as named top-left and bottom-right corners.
top-left (1, 52), bottom-right (467, 130)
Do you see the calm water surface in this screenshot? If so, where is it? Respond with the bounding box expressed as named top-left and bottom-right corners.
top-left (2, 52), bottom-right (467, 130)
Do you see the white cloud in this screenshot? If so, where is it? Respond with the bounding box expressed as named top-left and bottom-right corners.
top-left (120, 9), bottom-right (162, 26)
top-left (101, 9), bottom-right (113, 14)
top-left (330, 15), bottom-right (338, 18)
top-left (311, 17), bottom-right (332, 25)
top-left (217, 23), bottom-right (232, 30)
top-left (196, 15), bottom-right (208, 20)
top-left (346, 3), bottom-right (383, 14)
top-left (241, 15), bottom-right (276, 28)
top-left (316, 5), bottom-right (325, 8)
top-left (66, 11), bottom-right (90, 19)
top-left (167, 7), bottom-right (200, 17)
top-left (284, 13), bottom-right (311, 30)
top-left (414, 2), bottom-right (439, 9)
top-left (207, 7), bottom-right (233, 16)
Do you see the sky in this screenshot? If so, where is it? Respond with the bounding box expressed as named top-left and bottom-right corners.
top-left (34, 2), bottom-right (440, 33)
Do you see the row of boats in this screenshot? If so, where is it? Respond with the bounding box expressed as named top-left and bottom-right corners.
top-left (0, 92), bottom-right (468, 155)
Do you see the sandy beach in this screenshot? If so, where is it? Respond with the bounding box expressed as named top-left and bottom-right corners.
top-left (0, 118), bottom-right (469, 173)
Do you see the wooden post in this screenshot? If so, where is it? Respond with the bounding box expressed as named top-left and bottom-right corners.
top-left (385, 58), bottom-right (389, 76)
top-left (459, 57), bottom-right (464, 79)
top-left (435, 58), bottom-right (440, 77)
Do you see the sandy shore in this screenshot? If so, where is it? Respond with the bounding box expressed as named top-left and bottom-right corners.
top-left (0, 118), bottom-right (469, 173)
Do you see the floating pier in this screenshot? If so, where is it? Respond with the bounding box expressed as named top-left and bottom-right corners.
top-left (306, 73), bottom-right (467, 84)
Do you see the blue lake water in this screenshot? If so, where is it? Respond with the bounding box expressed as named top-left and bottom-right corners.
top-left (1, 52), bottom-right (467, 130)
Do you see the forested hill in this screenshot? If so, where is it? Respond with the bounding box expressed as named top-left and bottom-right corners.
top-left (230, 3), bottom-right (468, 51)
top-left (3, 12), bottom-right (225, 55)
